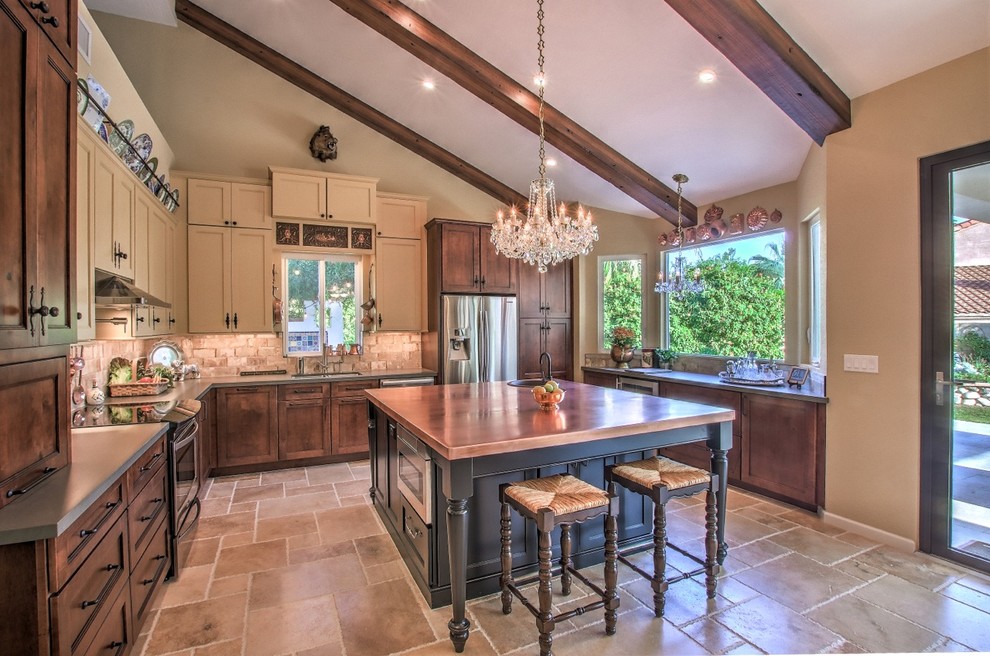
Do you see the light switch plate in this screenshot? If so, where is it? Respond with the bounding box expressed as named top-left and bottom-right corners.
top-left (843, 354), bottom-right (879, 373)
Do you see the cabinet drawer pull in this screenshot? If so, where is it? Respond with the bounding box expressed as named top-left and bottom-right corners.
top-left (139, 452), bottom-right (163, 471)
top-left (40, 15), bottom-right (59, 27)
top-left (141, 578), bottom-right (154, 585)
top-left (105, 563), bottom-right (120, 572)
top-left (106, 500), bottom-right (119, 509)
top-left (139, 515), bottom-right (153, 522)
top-left (81, 599), bottom-right (98, 609)
top-left (108, 641), bottom-right (125, 652)
top-left (4, 466), bottom-right (58, 497)
top-left (406, 525), bottom-right (422, 540)
top-left (30, 1), bottom-right (50, 11)
top-left (80, 528), bottom-right (98, 537)
top-left (153, 554), bottom-right (166, 561)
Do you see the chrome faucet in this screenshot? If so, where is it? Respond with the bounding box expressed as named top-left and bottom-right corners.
top-left (315, 345), bottom-right (334, 374)
top-left (540, 351), bottom-right (552, 383)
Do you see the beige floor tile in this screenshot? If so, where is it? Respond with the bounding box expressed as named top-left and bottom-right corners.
top-left (957, 573), bottom-right (990, 595)
top-left (157, 564), bottom-right (212, 608)
top-left (833, 555), bottom-right (887, 582)
top-left (937, 637), bottom-right (982, 652)
top-left (249, 554), bottom-right (366, 609)
top-left (334, 478), bottom-right (372, 499)
top-left (289, 538), bottom-right (357, 565)
top-left (209, 574), bottom-right (249, 599)
top-left (214, 539), bottom-right (287, 578)
top-left (193, 638), bottom-right (242, 656)
top-left (257, 491), bottom-right (340, 519)
top-left (855, 574), bottom-right (990, 651)
top-left (777, 508), bottom-right (846, 536)
top-left (713, 576), bottom-right (762, 605)
top-left (623, 576), bottom-right (726, 627)
top-left (354, 533), bottom-right (401, 567)
top-left (768, 526), bottom-right (866, 565)
top-left (808, 593), bottom-right (940, 653)
top-left (231, 483), bottom-right (284, 505)
top-left (680, 617), bottom-right (749, 654)
top-left (365, 559), bottom-right (410, 584)
top-left (402, 637), bottom-right (499, 655)
top-left (144, 594), bottom-right (247, 655)
top-left (336, 578), bottom-right (436, 655)
top-left (254, 512), bottom-right (318, 542)
top-left (349, 461), bottom-right (371, 480)
top-left (549, 606), bottom-right (709, 655)
top-left (259, 468), bottom-right (307, 484)
top-left (296, 641), bottom-right (350, 656)
top-left (733, 552), bottom-right (861, 613)
top-left (245, 594), bottom-right (340, 656)
top-left (467, 593), bottom-right (543, 654)
top-left (199, 498), bottom-right (231, 518)
top-left (287, 531), bottom-right (322, 551)
top-left (853, 547), bottom-right (967, 590)
top-left (727, 536), bottom-right (791, 566)
top-left (185, 536), bottom-right (221, 568)
top-left (285, 482), bottom-right (338, 498)
top-left (220, 531), bottom-right (254, 548)
top-left (316, 504), bottom-right (385, 543)
top-left (205, 482), bottom-right (235, 499)
top-left (228, 501), bottom-right (258, 515)
top-left (724, 512), bottom-right (790, 546)
top-left (714, 594), bottom-right (841, 654)
top-left (734, 506), bottom-right (800, 532)
top-left (191, 512), bottom-right (255, 539)
top-left (306, 463), bottom-right (355, 485)
top-left (824, 640), bottom-right (869, 653)
top-left (724, 489), bottom-right (762, 511)
top-left (339, 494), bottom-right (372, 507)
top-left (834, 531), bottom-right (882, 548)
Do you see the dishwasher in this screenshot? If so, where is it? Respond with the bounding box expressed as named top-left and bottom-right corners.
top-left (379, 376), bottom-right (436, 388)
top-left (616, 376), bottom-right (659, 395)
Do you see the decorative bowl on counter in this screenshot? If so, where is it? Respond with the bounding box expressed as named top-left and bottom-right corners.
top-left (532, 386), bottom-right (565, 411)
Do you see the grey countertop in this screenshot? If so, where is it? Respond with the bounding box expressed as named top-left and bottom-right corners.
top-left (0, 424), bottom-right (168, 546)
top-left (581, 366), bottom-right (827, 403)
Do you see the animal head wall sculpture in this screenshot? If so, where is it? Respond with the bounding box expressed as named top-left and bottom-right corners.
top-left (309, 125), bottom-right (338, 162)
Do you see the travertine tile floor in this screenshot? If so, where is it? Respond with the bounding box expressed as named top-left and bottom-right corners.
top-left (135, 461), bottom-right (990, 656)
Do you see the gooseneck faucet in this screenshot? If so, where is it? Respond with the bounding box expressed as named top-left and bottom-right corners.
top-left (540, 351), bottom-right (552, 383)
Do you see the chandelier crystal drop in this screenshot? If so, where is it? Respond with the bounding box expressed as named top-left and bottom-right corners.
top-left (655, 173), bottom-right (705, 298)
top-left (489, 0), bottom-right (598, 273)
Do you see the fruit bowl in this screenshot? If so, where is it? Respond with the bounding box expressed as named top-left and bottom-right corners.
top-left (532, 386), bottom-right (565, 411)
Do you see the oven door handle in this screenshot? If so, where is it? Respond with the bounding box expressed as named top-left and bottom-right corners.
top-left (397, 433), bottom-right (428, 461)
top-left (176, 496), bottom-right (201, 541)
top-left (172, 419), bottom-right (199, 450)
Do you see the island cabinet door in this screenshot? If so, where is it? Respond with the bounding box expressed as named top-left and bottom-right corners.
top-left (434, 469), bottom-right (540, 588)
top-left (370, 408), bottom-right (388, 506)
top-left (741, 394), bottom-right (821, 508)
top-left (216, 386), bottom-right (278, 468)
top-left (278, 397), bottom-right (331, 460)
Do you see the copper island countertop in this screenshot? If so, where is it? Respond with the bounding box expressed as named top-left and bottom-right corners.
top-left (365, 381), bottom-right (735, 461)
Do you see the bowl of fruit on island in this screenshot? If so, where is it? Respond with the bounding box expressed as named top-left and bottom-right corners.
top-left (532, 380), bottom-right (565, 411)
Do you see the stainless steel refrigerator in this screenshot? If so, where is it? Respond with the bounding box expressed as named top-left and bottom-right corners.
top-left (441, 295), bottom-right (517, 384)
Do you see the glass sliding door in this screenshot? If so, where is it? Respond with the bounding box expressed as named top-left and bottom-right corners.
top-left (921, 140), bottom-right (990, 573)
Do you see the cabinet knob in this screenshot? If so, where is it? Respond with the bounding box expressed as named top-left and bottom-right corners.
top-left (327, 214), bottom-right (333, 219)
top-left (225, 313), bottom-right (230, 329)
top-left (153, 315), bottom-right (161, 324)
top-left (232, 221), bottom-right (238, 226)
top-left (168, 316), bottom-right (176, 326)
top-left (320, 213), bottom-right (326, 218)
top-left (135, 315), bottom-right (145, 323)
top-left (224, 220), bottom-right (230, 225)
top-left (30, 1), bottom-right (49, 12)
top-left (233, 313), bottom-right (238, 329)
top-left (40, 15), bottom-right (59, 27)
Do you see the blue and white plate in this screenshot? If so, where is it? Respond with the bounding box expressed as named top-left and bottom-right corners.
top-left (123, 133), bottom-right (153, 175)
top-left (109, 119), bottom-right (134, 158)
top-left (82, 75), bottom-right (110, 133)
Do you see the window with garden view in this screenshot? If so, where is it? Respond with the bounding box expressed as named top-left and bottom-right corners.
top-left (600, 257), bottom-right (643, 349)
top-left (665, 232), bottom-right (785, 359)
top-left (284, 256), bottom-right (361, 355)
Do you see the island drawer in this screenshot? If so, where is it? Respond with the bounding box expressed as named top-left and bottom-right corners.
top-left (331, 379), bottom-right (377, 397)
top-left (127, 464), bottom-right (168, 566)
top-left (279, 383), bottom-right (329, 401)
top-left (78, 584), bottom-right (131, 656)
top-left (50, 479), bottom-right (126, 591)
top-left (125, 435), bottom-right (166, 501)
top-left (401, 499), bottom-right (429, 581)
top-left (51, 512), bottom-right (128, 655)
top-left (130, 512), bottom-right (169, 629)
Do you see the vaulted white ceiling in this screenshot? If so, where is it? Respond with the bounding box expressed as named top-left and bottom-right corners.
top-left (88, 0), bottom-right (990, 217)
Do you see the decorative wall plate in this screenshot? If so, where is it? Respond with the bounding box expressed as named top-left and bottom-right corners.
top-left (697, 223), bottom-right (713, 241)
top-left (139, 156), bottom-right (158, 184)
top-left (109, 119), bottom-right (134, 157)
top-left (770, 208), bottom-right (783, 223)
top-left (704, 204), bottom-right (724, 223)
top-left (746, 207), bottom-right (769, 231)
top-left (124, 133), bottom-right (153, 174)
top-left (657, 233), bottom-right (668, 246)
top-left (148, 340), bottom-right (183, 368)
top-left (729, 213), bottom-right (744, 234)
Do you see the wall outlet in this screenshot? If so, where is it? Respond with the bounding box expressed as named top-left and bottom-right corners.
top-left (843, 354), bottom-right (879, 373)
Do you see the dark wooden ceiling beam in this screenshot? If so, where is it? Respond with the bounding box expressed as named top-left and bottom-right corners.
top-left (664, 0), bottom-right (850, 145)
top-left (328, 0), bottom-right (696, 224)
top-left (174, 0), bottom-right (527, 208)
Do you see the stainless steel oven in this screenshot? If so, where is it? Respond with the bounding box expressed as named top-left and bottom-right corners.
top-left (396, 425), bottom-right (432, 525)
top-left (163, 400), bottom-right (202, 580)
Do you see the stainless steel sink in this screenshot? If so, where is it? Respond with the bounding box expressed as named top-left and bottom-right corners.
top-left (291, 371), bottom-right (362, 379)
top-left (507, 379), bottom-right (551, 388)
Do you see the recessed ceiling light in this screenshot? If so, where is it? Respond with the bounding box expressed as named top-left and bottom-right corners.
top-left (698, 69), bottom-right (717, 84)
top-left (422, 79), bottom-right (436, 90)
top-left (546, 158), bottom-right (558, 167)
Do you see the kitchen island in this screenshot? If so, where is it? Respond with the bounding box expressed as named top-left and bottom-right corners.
top-left (365, 381), bottom-right (734, 653)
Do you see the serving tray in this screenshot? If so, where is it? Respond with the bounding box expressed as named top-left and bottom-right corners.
top-left (718, 372), bottom-right (785, 387)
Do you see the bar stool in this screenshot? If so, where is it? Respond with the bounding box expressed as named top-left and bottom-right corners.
top-left (499, 473), bottom-right (620, 656)
top-left (605, 456), bottom-right (719, 617)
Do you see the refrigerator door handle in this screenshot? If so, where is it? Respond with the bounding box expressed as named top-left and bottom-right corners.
top-left (480, 310), bottom-right (489, 381)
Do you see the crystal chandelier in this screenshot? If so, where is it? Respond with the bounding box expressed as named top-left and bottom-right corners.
top-left (489, 0), bottom-right (598, 273)
top-left (655, 173), bottom-right (704, 298)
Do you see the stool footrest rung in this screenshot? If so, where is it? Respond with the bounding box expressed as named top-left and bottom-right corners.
top-left (507, 564), bottom-right (612, 622)
top-left (507, 583), bottom-right (541, 618)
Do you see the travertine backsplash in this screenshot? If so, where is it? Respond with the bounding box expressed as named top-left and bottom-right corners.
top-left (73, 331), bottom-right (423, 393)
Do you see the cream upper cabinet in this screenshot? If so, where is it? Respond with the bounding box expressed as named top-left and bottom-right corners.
top-left (376, 193), bottom-right (427, 239)
top-left (132, 193), bottom-right (152, 293)
top-left (76, 128), bottom-right (97, 341)
top-left (188, 177), bottom-right (272, 229)
top-left (270, 167), bottom-right (378, 223)
top-left (187, 225), bottom-right (273, 333)
top-left (93, 145), bottom-right (135, 279)
top-left (376, 237), bottom-right (423, 332)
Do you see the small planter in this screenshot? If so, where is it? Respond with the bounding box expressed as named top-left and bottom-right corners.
top-left (610, 345), bottom-right (634, 368)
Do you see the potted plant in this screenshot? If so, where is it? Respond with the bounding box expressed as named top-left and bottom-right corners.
top-left (655, 348), bottom-right (677, 370)
top-left (608, 326), bottom-right (637, 368)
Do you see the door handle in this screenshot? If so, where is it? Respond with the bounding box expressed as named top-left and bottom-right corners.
top-left (935, 371), bottom-right (952, 407)
top-left (225, 313), bottom-right (230, 329)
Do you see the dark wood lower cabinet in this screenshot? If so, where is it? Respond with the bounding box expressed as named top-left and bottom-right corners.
top-left (331, 396), bottom-right (370, 455)
top-left (659, 382), bottom-right (742, 482)
top-left (279, 397), bottom-right (331, 460)
top-left (216, 386), bottom-right (278, 468)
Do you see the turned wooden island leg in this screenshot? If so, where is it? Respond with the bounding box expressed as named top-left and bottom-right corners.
top-left (711, 447), bottom-right (729, 564)
top-left (447, 497), bottom-right (471, 652)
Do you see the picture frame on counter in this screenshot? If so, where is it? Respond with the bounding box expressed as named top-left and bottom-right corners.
top-left (787, 366), bottom-right (809, 388)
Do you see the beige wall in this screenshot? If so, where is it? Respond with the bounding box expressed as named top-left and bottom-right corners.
top-left (824, 48), bottom-right (990, 541)
top-left (92, 13), bottom-right (502, 221)
top-left (78, 4), bottom-right (174, 176)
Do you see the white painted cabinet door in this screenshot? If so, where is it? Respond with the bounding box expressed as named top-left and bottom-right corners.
top-left (187, 225), bottom-right (231, 333)
top-left (111, 171), bottom-right (135, 280)
top-left (326, 178), bottom-right (376, 223)
top-left (187, 178), bottom-right (231, 226)
top-left (376, 195), bottom-right (425, 239)
top-left (376, 237), bottom-right (422, 331)
top-left (271, 172), bottom-right (326, 220)
top-left (76, 133), bottom-right (96, 341)
top-left (132, 193), bottom-right (152, 293)
top-left (230, 183), bottom-right (272, 229)
top-left (229, 228), bottom-right (274, 333)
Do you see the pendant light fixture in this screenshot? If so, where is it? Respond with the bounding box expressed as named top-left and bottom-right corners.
top-left (655, 173), bottom-right (704, 298)
top-left (489, 0), bottom-right (598, 273)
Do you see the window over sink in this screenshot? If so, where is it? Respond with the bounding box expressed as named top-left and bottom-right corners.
top-left (663, 231), bottom-right (785, 359)
top-left (283, 255), bottom-right (362, 355)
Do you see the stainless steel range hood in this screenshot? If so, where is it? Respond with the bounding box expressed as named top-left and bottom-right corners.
top-left (94, 272), bottom-right (171, 308)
